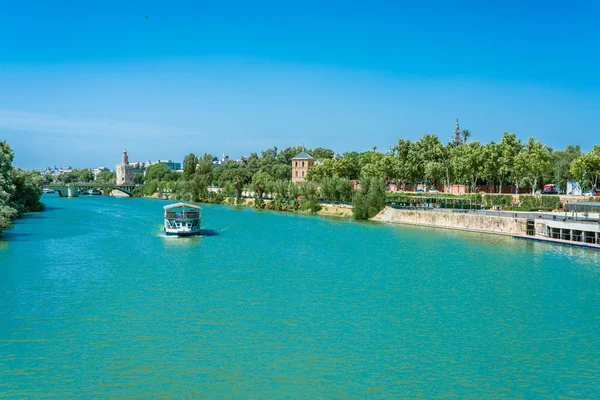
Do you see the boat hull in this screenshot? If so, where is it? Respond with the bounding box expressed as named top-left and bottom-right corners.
top-left (164, 221), bottom-right (201, 237)
top-left (164, 229), bottom-right (201, 237)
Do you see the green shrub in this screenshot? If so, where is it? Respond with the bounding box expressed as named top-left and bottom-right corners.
top-left (483, 194), bottom-right (513, 208)
top-left (132, 187), bottom-right (145, 197)
top-left (203, 191), bottom-right (225, 204)
top-left (254, 197), bottom-right (266, 209)
top-left (516, 195), bottom-right (562, 211)
top-left (266, 196), bottom-right (299, 212)
top-left (387, 192), bottom-right (481, 203)
top-left (519, 195), bottom-right (539, 209)
top-left (386, 192), bottom-right (481, 210)
top-left (540, 195), bottom-right (562, 210)
top-left (353, 178), bottom-right (386, 220)
top-left (299, 198), bottom-right (322, 213)
top-left (320, 177), bottom-right (354, 202)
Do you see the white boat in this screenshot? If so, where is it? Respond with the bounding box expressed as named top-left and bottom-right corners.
top-left (82, 189), bottom-right (102, 195)
top-left (163, 203), bottom-right (202, 236)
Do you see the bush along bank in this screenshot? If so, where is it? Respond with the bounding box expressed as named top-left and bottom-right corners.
top-left (1, 141), bottom-right (45, 233)
top-left (134, 173), bottom-right (567, 222)
top-left (481, 193), bottom-right (563, 211)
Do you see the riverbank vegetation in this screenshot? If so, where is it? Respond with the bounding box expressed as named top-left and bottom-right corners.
top-left (116, 131), bottom-right (597, 219)
top-left (1, 141), bottom-right (44, 233)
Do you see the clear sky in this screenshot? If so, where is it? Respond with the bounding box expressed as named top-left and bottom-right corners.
top-left (1, 0), bottom-right (599, 169)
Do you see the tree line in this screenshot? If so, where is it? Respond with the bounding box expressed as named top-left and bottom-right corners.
top-left (136, 132), bottom-right (597, 199)
top-left (129, 132), bottom-right (598, 218)
top-left (306, 133), bottom-right (589, 195)
top-left (1, 141), bottom-right (45, 233)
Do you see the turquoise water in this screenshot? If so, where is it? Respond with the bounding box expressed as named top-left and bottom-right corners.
top-left (1, 195), bottom-right (599, 398)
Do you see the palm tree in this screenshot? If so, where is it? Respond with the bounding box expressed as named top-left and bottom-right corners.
top-left (461, 129), bottom-right (471, 143)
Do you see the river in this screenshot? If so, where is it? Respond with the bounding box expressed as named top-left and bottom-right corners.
top-left (1, 194), bottom-right (599, 398)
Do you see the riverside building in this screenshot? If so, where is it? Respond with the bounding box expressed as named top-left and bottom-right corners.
top-left (292, 150), bottom-right (315, 184)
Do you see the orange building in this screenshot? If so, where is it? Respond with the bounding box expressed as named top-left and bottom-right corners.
top-left (291, 151), bottom-right (315, 184)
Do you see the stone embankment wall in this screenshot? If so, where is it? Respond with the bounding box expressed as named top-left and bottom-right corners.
top-left (373, 207), bottom-right (527, 236)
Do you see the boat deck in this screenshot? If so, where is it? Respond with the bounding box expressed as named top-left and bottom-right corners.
top-left (513, 235), bottom-right (600, 251)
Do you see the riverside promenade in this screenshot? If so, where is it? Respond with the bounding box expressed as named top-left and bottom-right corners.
top-left (373, 205), bottom-right (600, 248)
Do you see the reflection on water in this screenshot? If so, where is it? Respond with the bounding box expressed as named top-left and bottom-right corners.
top-left (0, 195), bottom-right (599, 398)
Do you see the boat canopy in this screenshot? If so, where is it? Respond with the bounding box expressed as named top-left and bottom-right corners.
top-left (163, 202), bottom-right (202, 210)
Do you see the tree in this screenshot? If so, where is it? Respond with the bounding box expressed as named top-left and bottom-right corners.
top-left (145, 163), bottom-right (173, 181)
top-left (277, 146), bottom-right (305, 165)
top-left (260, 147), bottom-right (278, 164)
top-left (298, 181), bottom-right (318, 198)
top-left (358, 150), bottom-right (385, 177)
top-left (42, 174), bottom-right (53, 183)
top-left (451, 141), bottom-right (485, 193)
top-left (196, 153), bottom-right (214, 188)
top-left (266, 163), bottom-right (291, 181)
top-left (0, 141), bottom-right (44, 232)
top-left (0, 141), bottom-right (17, 231)
top-left (570, 146), bottom-right (600, 193)
top-left (498, 132), bottom-right (522, 193)
top-left (440, 144), bottom-right (454, 192)
top-left (461, 129), bottom-right (471, 143)
top-left (352, 177), bottom-right (386, 220)
top-left (251, 171), bottom-right (271, 199)
top-left (182, 153), bottom-right (198, 180)
top-left (133, 173), bottom-right (144, 185)
top-left (311, 147), bottom-right (335, 160)
top-left (9, 169), bottom-right (44, 215)
top-left (482, 142), bottom-right (502, 192)
top-left (306, 159), bottom-right (336, 182)
top-left (411, 134), bottom-right (444, 187)
top-left (271, 180), bottom-right (290, 198)
top-left (76, 169), bottom-right (94, 183)
top-left (391, 139), bottom-right (414, 188)
top-left (549, 145), bottom-right (582, 191)
top-left (424, 161), bottom-right (445, 186)
top-left (335, 152), bottom-right (361, 180)
top-left (514, 137), bottom-right (552, 194)
top-left (96, 171), bottom-right (116, 184)
top-left (218, 163), bottom-right (251, 201)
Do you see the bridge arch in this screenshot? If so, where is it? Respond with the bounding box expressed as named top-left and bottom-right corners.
top-left (44, 183), bottom-right (139, 198)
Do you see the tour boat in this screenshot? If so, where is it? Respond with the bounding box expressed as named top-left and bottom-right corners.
top-left (163, 203), bottom-right (202, 236)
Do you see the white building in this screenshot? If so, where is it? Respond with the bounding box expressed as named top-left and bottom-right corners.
top-left (212, 154), bottom-right (231, 166)
top-left (92, 166), bottom-right (111, 175)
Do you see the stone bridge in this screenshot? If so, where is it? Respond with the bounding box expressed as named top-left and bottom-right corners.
top-left (43, 183), bottom-right (139, 197)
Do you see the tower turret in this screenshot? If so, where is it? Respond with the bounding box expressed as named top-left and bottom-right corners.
top-left (117, 149), bottom-right (134, 184)
top-left (452, 119), bottom-right (462, 145)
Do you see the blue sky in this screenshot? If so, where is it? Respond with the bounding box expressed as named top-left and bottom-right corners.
top-left (1, 0), bottom-right (599, 169)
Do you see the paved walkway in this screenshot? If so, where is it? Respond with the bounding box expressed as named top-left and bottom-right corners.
top-left (513, 235), bottom-right (600, 251)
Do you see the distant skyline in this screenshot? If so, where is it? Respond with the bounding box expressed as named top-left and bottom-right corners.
top-left (1, 1), bottom-right (599, 169)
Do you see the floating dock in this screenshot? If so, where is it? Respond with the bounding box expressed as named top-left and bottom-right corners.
top-left (513, 235), bottom-right (600, 251)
